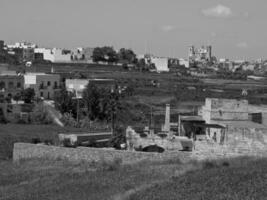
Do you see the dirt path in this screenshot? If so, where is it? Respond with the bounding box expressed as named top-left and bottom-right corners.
top-left (110, 168), bottom-right (189, 200)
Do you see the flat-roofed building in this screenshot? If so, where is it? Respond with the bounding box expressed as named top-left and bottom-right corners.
top-left (0, 74), bottom-right (24, 102)
top-left (24, 73), bottom-right (60, 99)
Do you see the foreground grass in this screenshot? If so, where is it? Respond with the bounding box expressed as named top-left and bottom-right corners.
top-left (0, 157), bottom-right (266, 200)
top-left (0, 158), bottom-right (185, 200)
top-left (130, 157), bottom-right (267, 200)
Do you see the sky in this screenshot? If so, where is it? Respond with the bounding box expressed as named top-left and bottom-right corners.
top-left (0, 0), bottom-right (266, 60)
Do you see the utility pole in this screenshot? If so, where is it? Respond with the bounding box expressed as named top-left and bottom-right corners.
top-left (150, 106), bottom-right (153, 129)
top-left (72, 89), bottom-right (81, 124)
top-left (76, 97), bottom-right (79, 123)
top-left (178, 114), bottom-right (181, 136)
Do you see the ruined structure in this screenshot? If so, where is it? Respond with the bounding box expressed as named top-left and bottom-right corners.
top-left (194, 98), bottom-right (267, 153)
top-left (126, 104), bottom-right (194, 152)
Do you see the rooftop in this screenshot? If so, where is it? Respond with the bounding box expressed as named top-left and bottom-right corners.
top-left (213, 120), bottom-right (267, 129)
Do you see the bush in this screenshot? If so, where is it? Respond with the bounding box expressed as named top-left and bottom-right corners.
top-left (30, 103), bottom-right (53, 124)
top-left (97, 157), bottom-right (122, 171)
top-left (222, 161), bottom-right (230, 167)
top-left (61, 113), bottom-right (78, 127)
top-left (202, 160), bottom-right (218, 169)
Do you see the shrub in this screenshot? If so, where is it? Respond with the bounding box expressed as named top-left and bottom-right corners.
top-left (202, 160), bottom-right (218, 169)
top-left (97, 157), bottom-right (122, 171)
top-left (222, 161), bottom-right (230, 167)
top-left (61, 113), bottom-right (78, 127)
top-left (30, 103), bottom-right (53, 124)
top-left (31, 138), bottom-right (41, 144)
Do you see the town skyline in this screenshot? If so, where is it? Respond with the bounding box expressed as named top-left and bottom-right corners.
top-left (1, 0), bottom-right (267, 60)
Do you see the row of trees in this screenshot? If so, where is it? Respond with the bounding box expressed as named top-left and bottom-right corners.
top-left (92, 47), bottom-right (137, 64)
top-left (54, 83), bottom-right (123, 127)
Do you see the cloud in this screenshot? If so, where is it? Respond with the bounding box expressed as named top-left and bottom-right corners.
top-left (236, 42), bottom-right (248, 48)
top-left (202, 4), bottom-right (233, 18)
top-left (160, 25), bottom-right (176, 32)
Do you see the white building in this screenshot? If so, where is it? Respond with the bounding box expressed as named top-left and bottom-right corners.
top-left (178, 59), bottom-right (189, 68)
top-left (34, 48), bottom-right (71, 63)
top-left (150, 57), bottom-right (169, 72)
top-left (7, 42), bottom-right (37, 49)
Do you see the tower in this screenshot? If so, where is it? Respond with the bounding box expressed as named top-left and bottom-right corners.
top-left (0, 40), bottom-right (4, 53)
top-left (206, 45), bottom-right (212, 61)
top-left (163, 104), bottom-right (170, 133)
top-left (188, 45), bottom-right (195, 58)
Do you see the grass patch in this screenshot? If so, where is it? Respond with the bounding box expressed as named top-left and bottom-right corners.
top-left (1, 156), bottom-right (265, 200)
top-left (130, 157), bottom-right (267, 200)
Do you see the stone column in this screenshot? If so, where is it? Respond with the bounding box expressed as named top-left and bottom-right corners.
top-left (163, 104), bottom-right (170, 133)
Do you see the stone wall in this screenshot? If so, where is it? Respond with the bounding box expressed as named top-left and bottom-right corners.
top-left (193, 127), bottom-right (267, 160)
top-left (226, 127), bottom-right (267, 153)
top-left (202, 98), bottom-right (249, 123)
top-left (13, 143), bottom-right (190, 164)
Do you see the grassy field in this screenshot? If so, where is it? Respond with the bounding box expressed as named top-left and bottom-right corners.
top-left (130, 157), bottom-right (267, 200)
top-left (0, 156), bottom-right (266, 200)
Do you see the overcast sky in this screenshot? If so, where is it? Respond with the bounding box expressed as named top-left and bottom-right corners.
top-left (0, 0), bottom-right (266, 60)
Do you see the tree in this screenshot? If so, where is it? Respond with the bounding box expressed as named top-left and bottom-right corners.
top-left (82, 83), bottom-right (102, 120)
top-left (22, 88), bottom-right (35, 103)
top-left (137, 58), bottom-right (147, 71)
top-left (13, 93), bottom-right (21, 103)
top-left (92, 47), bottom-right (104, 63)
top-left (105, 46), bottom-right (118, 63)
top-left (92, 46), bottom-right (118, 63)
top-left (54, 87), bottom-right (76, 116)
top-left (104, 89), bottom-right (121, 128)
top-left (118, 48), bottom-right (137, 64)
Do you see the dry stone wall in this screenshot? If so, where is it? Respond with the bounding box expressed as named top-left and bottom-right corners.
top-left (13, 143), bottom-right (190, 164)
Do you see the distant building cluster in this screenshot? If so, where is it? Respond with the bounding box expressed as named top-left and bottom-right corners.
top-left (2, 39), bottom-right (267, 77)
top-left (0, 40), bottom-right (95, 64)
top-left (189, 45), bottom-right (212, 64)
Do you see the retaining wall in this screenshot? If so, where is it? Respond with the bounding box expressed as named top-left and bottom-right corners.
top-left (13, 143), bottom-right (190, 164)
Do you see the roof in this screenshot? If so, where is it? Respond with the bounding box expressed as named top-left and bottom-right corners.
top-left (194, 123), bottom-right (225, 129)
top-left (180, 115), bottom-right (204, 122)
top-left (213, 120), bottom-right (267, 129)
top-left (59, 132), bottom-right (112, 137)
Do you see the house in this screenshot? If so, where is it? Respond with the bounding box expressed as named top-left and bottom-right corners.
top-left (7, 42), bottom-right (37, 49)
top-left (150, 57), bottom-right (169, 72)
top-left (24, 73), bottom-right (60, 99)
top-left (200, 98), bottom-right (267, 148)
top-left (34, 48), bottom-right (71, 63)
top-left (0, 73), bottom-right (24, 102)
top-left (178, 59), bottom-right (189, 68)
top-left (71, 47), bottom-right (85, 61)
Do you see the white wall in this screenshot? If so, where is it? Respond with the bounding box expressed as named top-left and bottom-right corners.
top-left (150, 57), bottom-right (169, 72)
top-left (34, 48), bottom-right (71, 63)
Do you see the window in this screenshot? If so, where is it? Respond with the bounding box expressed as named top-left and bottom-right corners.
top-left (47, 81), bottom-right (51, 86)
top-left (47, 92), bottom-right (50, 99)
top-left (17, 82), bottom-right (21, 88)
top-left (0, 82), bottom-right (5, 90)
top-left (69, 84), bottom-right (74, 89)
top-left (39, 82), bottom-right (44, 89)
top-left (40, 92), bottom-right (43, 97)
top-left (8, 82), bottom-right (14, 89)
top-left (54, 81), bottom-right (58, 89)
